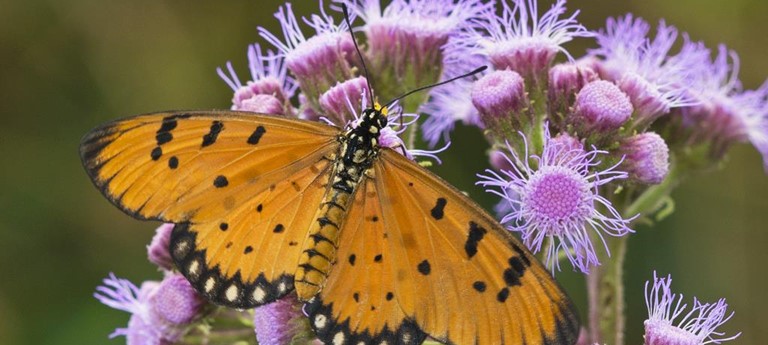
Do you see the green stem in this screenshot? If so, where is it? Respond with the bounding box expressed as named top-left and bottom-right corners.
top-left (590, 159), bottom-right (683, 344)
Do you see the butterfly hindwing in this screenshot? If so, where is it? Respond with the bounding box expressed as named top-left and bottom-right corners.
top-left (80, 111), bottom-right (341, 308)
top-left (307, 148), bottom-right (579, 345)
top-left (305, 176), bottom-right (427, 345)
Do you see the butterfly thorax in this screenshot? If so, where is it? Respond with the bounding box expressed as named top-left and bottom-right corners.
top-left (294, 107), bottom-right (387, 299)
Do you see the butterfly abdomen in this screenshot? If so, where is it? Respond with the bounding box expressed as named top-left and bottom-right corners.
top-left (295, 109), bottom-right (384, 299)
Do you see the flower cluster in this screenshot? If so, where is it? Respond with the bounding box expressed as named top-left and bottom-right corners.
top-left (95, 225), bottom-right (207, 345)
top-left (95, 0), bottom-right (757, 343)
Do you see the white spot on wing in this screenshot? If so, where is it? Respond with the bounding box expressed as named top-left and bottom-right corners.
top-left (314, 314), bottom-right (328, 329)
top-left (204, 277), bottom-right (215, 292)
top-left (333, 331), bottom-right (345, 345)
top-left (225, 284), bottom-right (239, 302)
top-left (253, 286), bottom-right (266, 303)
top-left (188, 259), bottom-right (200, 277)
top-left (278, 282), bottom-right (287, 293)
top-left (402, 331), bottom-right (411, 343)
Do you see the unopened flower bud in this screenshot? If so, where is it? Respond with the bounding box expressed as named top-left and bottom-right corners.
top-left (471, 70), bottom-right (527, 138)
top-left (620, 132), bottom-right (670, 184)
top-left (149, 275), bottom-right (206, 325)
top-left (572, 80), bottom-right (633, 134)
top-left (548, 63), bottom-right (599, 119)
top-left (147, 223), bottom-right (174, 271)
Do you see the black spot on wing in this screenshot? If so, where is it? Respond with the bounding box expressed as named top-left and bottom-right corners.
top-left (465, 221), bottom-right (487, 259)
top-left (374, 254), bottom-right (382, 262)
top-left (511, 242), bottom-right (532, 266)
top-left (417, 260), bottom-right (431, 275)
top-left (256, 204), bottom-right (263, 212)
top-left (201, 121), bottom-right (223, 147)
top-left (168, 156), bottom-right (179, 169)
top-left (150, 146), bottom-right (162, 161)
top-left (503, 267), bottom-right (521, 287)
top-left (348, 254), bottom-right (356, 266)
top-left (273, 224), bottom-right (285, 233)
top-left (497, 287), bottom-right (510, 302)
top-left (386, 292), bottom-right (394, 301)
top-left (473, 281), bottom-right (487, 292)
top-left (155, 116), bottom-right (177, 145)
top-left (247, 125), bottom-right (266, 145)
top-left (430, 197), bottom-right (447, 220)
top-left (213, 175), bottom-right (228, 188)
top-left (155, 132), bottom-right (173, 145)
top-left (219, 222), bottom-right (228, 231)
top-left (244, 246), bottom-right (253, 254)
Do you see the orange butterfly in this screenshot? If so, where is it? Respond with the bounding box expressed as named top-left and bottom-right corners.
top-left (81, 3), bottom-right (577, 342)
top-left (80, 101), bottom-right (578, 344)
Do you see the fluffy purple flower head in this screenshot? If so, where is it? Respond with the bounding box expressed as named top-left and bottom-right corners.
top-left (471, 69), bottom-right (527, 137)
top-left (548, 61), bottom-right (599, 115)
top-left (259, 2), bottom-right (355, 101)
top-left (620, 132), bottom-right (669, 185)
top-left (454, 0), bottom-right (592, 78)
top-left (590, 15), bottom-right (708, 123)
top-left (319, 77), bottom-right (371, 125)
top-left (477, 128), bottom-right (635, 273)
top-left (572, 80), bottom-right (633, 134)
top-left (644, 272), bottom-right (740, 345)
top-left (217, 44), bottom-right (297, 113)
top-left (95, 274), bottom-right (181, 345)
top-left (254, 293), bottom-right (318, 345)
top-left (240, 94), bottom-right (286, 115)
top-left (149, 275), bottom-right (206, 325)
top-left (147, 223), bottom-right (174, 271)
top-left (344, 0), bottom-right (491, 93)
top-left (420, 76), bottom-right (482, 148)
top-left (684, 46), bottom-right (768, 170)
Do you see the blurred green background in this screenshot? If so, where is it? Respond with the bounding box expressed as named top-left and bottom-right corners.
top-left (1, 0), bottom-right (766, 344)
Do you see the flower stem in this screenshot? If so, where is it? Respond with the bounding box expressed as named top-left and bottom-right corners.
top-left (590, 158), bottom-right (682, 344)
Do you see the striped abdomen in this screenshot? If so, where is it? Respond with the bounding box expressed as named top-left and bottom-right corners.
top-left (294, 161), bottom-right (362, 300)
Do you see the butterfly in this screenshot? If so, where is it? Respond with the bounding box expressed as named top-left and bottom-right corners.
top-left (80, 100), bottom-right (579, 344)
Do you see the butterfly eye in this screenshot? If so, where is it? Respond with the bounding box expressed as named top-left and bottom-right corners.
top-left (379, 116), bottom-right (388, 128)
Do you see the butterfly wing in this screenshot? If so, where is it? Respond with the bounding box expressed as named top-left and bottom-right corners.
top-left (306, 149), bottom-right (579, 345)
top-left (80, 111), bottom-right (340, 307)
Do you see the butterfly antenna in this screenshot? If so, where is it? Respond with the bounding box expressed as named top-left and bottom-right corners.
top-left (384, 66), bottom-right (488, 109)
top-left (341, 3), bottom-right (375, 105)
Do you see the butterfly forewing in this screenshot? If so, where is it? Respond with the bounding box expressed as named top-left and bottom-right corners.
top-left (306, 148), bottom-right (579, 345)
top-left (80, 111), bottom-right (341, 307)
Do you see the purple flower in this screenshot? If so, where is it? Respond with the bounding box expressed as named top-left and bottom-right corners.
top-left (548, 61), bottom-right (599, 117)
top-left (259, 2), bottom-right (356, 102)
top-left (477, 128), bottom-right (635, 273)
top-left (254, 293), bottom-right (318, 345)
top-left (217, 44), bottom-right (297, 114)
top-left (147, 223), bottom-right (174, 271)
top-left (95, 273), bottom-right (206, 344)
top-left (149, 275), bottom-right (206, 325)
top-left (343, 0), bottom-right (491, 96)
top-left (471, 69), bottom-right (528, 138)
top-left (420, 77), bottom-right (482, 147)
top-left (453, 0), bottom-right (592, 78)
top-left (684, 45), bottom-right (768, 170)
top-left (644, 272), bottom-right (740, 345)
top-left (95, 274), bottom-right (179, 345)
top-left (319, 77), bottom-right (371, 125)
top-left (620, 132), bottom-right (670, 185)
top-left (590, 15), bottom-right (708, 122)
top-left (571, 80), bottom-right (633, 134)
